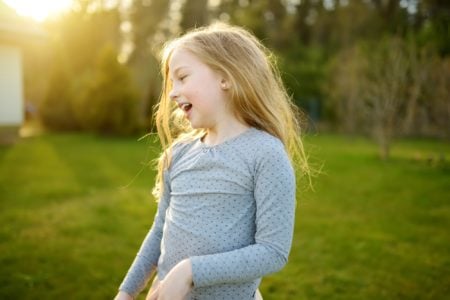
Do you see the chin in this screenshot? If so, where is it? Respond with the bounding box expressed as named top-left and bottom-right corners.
top-left (188, 121), bottom-right (200, 129)
top-left (188, 120), bottom-right (205, 129)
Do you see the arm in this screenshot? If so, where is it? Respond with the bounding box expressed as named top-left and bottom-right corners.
top-left (117, 169), bottom-right (172, 298)
top-left (189, 143), bottom-right (296, 288)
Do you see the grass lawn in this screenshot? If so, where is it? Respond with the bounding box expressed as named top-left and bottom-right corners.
top-left (0, 132), bottom-right (448, 299)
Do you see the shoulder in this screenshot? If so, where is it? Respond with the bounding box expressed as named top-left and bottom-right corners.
top-left (245, 128), bottom-right (293, 173)
top-left (253, 128), bottom-right (285, 150)
top-left (247, 128), bottom-right (288, 159)
top-left (168, 137), bottom-right (197, 168)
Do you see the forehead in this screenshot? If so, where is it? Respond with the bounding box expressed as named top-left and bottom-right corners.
top-left (168, 48), bottom-right (203, 73)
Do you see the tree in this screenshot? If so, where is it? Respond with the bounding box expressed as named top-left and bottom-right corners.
top-left (359, 37), bottom-right (409, 160)
top-left (420, 55), bottom-right (450, 138)
top-left (415, 0), bottom-right (450, 56)
top-left (127, 0), bottom-right (170, 130)
top-left (47, 0), bottom-right (121, 76)
top-left (38, 1), bottom-right (123, 131)
top-left (326, 44), bottom-right (366, 135)
top-left (40, 54), bottom-right (79, 131)
top-left (180, 0), bottom-right (209, 32)
top-left (73, 45), bottom-right (140, 135)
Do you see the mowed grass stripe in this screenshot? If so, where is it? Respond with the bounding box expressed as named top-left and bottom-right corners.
top-left (0, 132), bottom-right (448, 299)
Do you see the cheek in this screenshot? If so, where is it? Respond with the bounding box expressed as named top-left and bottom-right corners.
top-left (183, 76), bottom-right (223, 109)
top-left (185, 83), bottom-right (210, 106)
top-left (185, 87), bottom-right (203, 105)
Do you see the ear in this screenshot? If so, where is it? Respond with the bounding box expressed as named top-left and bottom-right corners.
top-left (220, 78), bottom-right (230, 90)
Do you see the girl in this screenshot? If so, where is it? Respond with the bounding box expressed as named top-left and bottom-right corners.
top-left (114, 22), bottom-right (311, 300)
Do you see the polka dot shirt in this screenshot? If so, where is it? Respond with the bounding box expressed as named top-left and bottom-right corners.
top-left (119, 127), bottom-right (296, 299)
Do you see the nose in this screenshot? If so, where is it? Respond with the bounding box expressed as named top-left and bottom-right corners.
top-left (169, 86), bottom-right (179, 101)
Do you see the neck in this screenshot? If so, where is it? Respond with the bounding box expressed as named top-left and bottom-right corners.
top-left (202, 119), bottom-right (250, 146)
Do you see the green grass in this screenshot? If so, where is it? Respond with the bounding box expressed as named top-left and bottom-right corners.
top-left (0, 132), bottom-right (448, 299)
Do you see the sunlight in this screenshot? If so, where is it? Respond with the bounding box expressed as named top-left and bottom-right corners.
top-left (3, 0), bottom-right (72, 22)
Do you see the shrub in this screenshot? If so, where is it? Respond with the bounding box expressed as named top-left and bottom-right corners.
top-left (39, 61), bottom-right (79, 131)
top-left (73, 45), bottom-right (141, 136)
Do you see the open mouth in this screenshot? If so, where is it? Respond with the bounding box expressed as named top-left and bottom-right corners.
top-left (180, 103), bottom-right (192, 113)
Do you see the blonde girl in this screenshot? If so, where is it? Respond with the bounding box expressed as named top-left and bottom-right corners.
top-left (114, 22), bottom-right (311, 300)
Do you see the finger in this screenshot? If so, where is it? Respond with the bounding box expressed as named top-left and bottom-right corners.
top-left (149, 278), bottom-right (160, 293)
top-left (146, 285), bottom-right (159, 300)
top-left (148, 281), bottom-right (159, 295)
top-left (146, 291), bottom-right (157, 300)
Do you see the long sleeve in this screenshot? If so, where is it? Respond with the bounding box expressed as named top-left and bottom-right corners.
top-left (189, 142), bottom-right (296, 288)
top-left (118, 169), bottom-right (171, 298)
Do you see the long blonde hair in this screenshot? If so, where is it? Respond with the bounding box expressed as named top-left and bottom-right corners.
top-left (151, 22), bottom-right (313, 200)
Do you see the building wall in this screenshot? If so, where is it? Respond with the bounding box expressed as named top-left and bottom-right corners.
top-left (0, 44), bottom-right (23, 126)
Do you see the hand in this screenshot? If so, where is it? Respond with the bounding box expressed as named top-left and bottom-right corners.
top-left (145, 277), bottom-right (160, 300)
top-left (146, 259), bottom-right (193, 300)
top-left (114, 291), bottom-right (133, 300)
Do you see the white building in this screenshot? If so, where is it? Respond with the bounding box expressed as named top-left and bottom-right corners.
top-left (0, 3), bottom-right (45, 143)
top-left (0, 43), bottom-right (23, 127)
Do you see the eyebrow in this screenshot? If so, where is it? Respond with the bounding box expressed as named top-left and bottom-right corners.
top-left (169, 66), bottom-right (189, 81)
top-left (171, 66), bottom-right (188, 74)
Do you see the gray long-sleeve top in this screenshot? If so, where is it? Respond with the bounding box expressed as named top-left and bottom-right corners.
top-left (118, 127), bottom-right (296, 300)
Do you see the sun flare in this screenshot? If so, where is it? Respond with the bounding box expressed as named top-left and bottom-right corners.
top-left (3, 0), bottom-right (72, 22)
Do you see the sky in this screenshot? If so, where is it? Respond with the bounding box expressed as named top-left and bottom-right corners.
top-left (3, 0), bottom-right (73, 22)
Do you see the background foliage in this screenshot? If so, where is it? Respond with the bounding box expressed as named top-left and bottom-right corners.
top-left (15, 0), bottom-right (449, 158)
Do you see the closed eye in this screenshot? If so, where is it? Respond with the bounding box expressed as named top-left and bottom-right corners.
top-left (179, 75), bottom-right (188, 81)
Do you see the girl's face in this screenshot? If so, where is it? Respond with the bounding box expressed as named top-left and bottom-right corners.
top-left (168, 48), bottom-right (231, 130)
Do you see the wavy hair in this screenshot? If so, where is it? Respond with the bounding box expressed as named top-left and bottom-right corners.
top-left (151, 22), bottom-right (314, 200)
